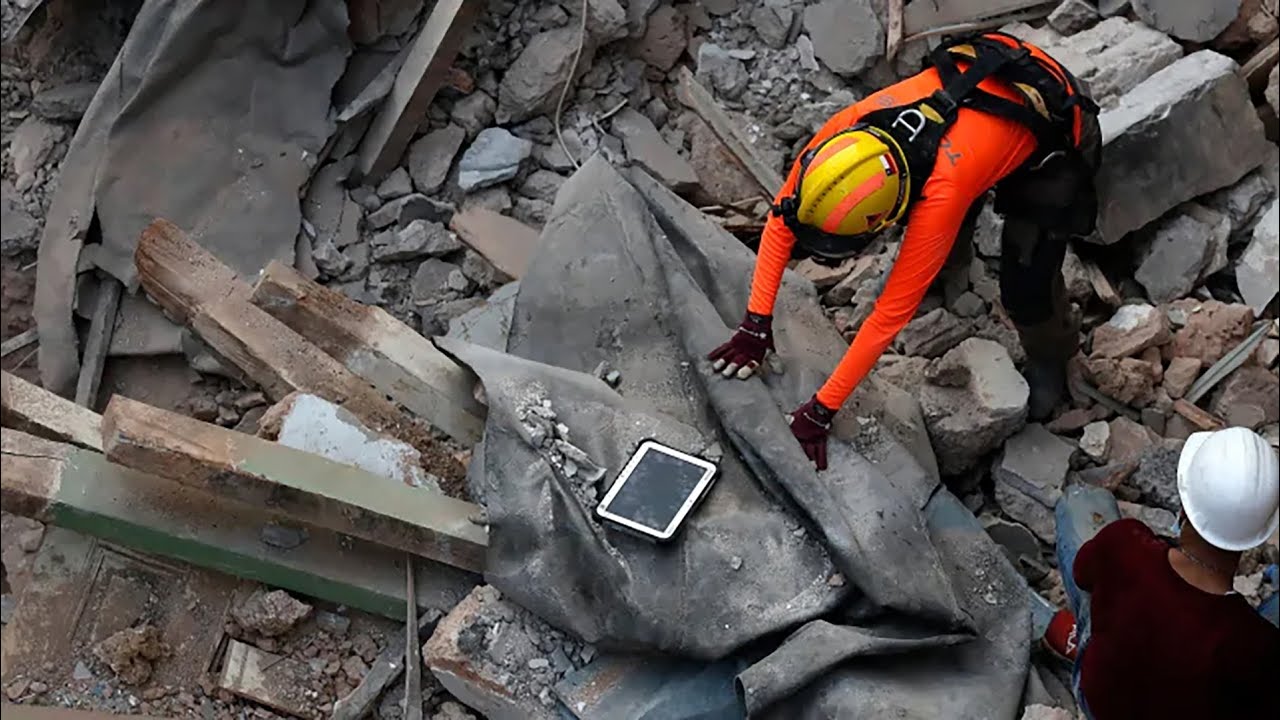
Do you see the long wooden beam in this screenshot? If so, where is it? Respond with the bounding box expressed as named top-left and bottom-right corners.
top-left (674, 67), bottom-right (783, 199)
top-left (135, 219), bottom-right (463, 482)
top-left (356, 0), bottom-right (480, 181)
top-left (250, 261), bottom-right (485, 445)
top-left (0, 428), bottom-right (478, 619)
top-left (1, 370), bottom-right (103, 451)
top-left (101, 396), bottom-right (488, 573)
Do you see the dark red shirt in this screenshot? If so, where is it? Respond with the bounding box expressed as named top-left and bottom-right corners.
top-left (1074, 519), bottom-right (1279, 719)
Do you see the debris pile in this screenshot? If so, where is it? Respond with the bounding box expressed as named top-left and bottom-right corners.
top-left (93, 625), bottom-right (170, 686)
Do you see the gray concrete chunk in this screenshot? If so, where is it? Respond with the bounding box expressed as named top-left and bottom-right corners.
top-left (458, 128), bottom-right (534, 192)
top-left (803, 0), bottom-right (883, 76)
top-left (408, 124), bottom-right (467, 195)
top-left (1236, 200), bottom-right (1279, 314)
top-left (919, 339), bottom-right (1030, 475)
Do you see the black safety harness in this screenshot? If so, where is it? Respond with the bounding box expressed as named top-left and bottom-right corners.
top-left (777, 32), bottom-right (1099, 260)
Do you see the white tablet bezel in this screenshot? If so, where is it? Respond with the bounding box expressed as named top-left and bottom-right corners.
top-left (595, 440), bottom-right (719, 541)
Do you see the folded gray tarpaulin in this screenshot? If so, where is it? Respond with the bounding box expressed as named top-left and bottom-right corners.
top-left (35, 0), bottom-right (349, 394)
top-left (436, 156), bottom-right (1032, 718)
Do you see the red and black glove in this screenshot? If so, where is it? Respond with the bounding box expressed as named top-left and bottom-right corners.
top-left (788, 396), bottom-right (835, 471)
top-left (707, 312), bottom-right (774, 379)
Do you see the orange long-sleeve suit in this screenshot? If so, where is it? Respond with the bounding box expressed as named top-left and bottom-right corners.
top-left (748, 68), bottom-right (1041, 411)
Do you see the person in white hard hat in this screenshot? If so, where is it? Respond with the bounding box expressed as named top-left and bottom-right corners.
top-left (1040, 427), bottom-right (1279, 719)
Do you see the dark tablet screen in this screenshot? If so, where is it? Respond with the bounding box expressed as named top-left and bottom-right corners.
top-left (604, 447), bottom-right (709, 533)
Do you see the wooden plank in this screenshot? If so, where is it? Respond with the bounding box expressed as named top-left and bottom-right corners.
top-left (134, 219), bottom-right (245, 325)
top-left (251, 261), bottom-right (485, 444)
top-left (903, 0), bottom-right (1052, 35)
top-left (0, 429), bottom-right (477, 620)
top-left (1240, 36), bottom-right (1279, 93)
top-left (886, 0), bottom-right (905, 61)
top-left (74, 277), bottom-right (121, 408)
top-left (404, 558), bottom-right (424, 720)
top-left (0, 327), bottom-right (38, 358)
top-left (674, 67), bottom-right (784, 198)
top-left (448, 208), bottom-right (539, 280)
top-left (136, 220), bottom-right (463, 482)
top-left (1, 370), bottom-right (103, 451)
top-left (101, 396), bottom-right (488, 573)
top-left (219, 640), bottom-right (316, 717)
top-left (1082, 258), bottom-right (1122, 308)
top-left (1173, 399), bottom-right (1225, 431)
top-left (357, 0), bottom-right (480, 181)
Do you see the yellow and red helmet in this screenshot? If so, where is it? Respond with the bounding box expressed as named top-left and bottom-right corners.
top-left (793, 127), bottom-right (910, 241)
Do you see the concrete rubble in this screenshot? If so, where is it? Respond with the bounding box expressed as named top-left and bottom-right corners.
top-left (2, 0), bottom-right (1279, 718)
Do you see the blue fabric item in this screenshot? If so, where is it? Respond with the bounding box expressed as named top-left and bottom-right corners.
top-left (1054, 483), bottom-right (1121, 719)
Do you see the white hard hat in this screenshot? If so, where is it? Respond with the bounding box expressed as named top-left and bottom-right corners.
top-left (1177, 428), bottom-right (1279, 551)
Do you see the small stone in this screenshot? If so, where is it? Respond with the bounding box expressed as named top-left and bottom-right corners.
top-left (315, 610), bottom-right (351, 637)
top-left (633, 5), bottom-right (686, 71)
top-left (28, 681), bottom-right (48, 695)
top-left (1108, 416), bottom-right (1159, 465)
top-left (73, 661), bottom-right (93, 681)
top-left (751, 0), bottom-right (796, 49)
top-left (1080, 421), bottom-right (1112, 462)
top-left (457, 128), bottom-right (533, 192)
top-left (450, 93), bottom-right (496, 140)
top-left (376, 167), bottom-right (413, 200)
top-left (795, 256), bottom-right (860, 289)
top-left (1162, 357), bottom-right (1201, 399)
top-left (827, 573), bottom-right (846, 587)
top-left (342, 655), bottom-right (369, 682)
top-left (374, 220), bottom-right (461, 263)
top-left (407, 124), bottom-right (467, 195)
top-left (10, 117), bottom-right (65, 190)
top-left (696, 44), bottom-right (748, 100)
top-left (604, 369), bottom-right (622, 387)
top-left (6, 680), bottom-right (29, 701)
top-left (730, 556), bottom-right (743, 571)
top-left (896, 308), bottom-right (971, 359)
top-left (1129, 444), bottom-right (1183, 512)
top-left (527, 657), bottom-right (550, 670)
top-left (367, 194), bottom-right (454, 230)
top-left (232, 589), bottom-right (312, 637)
top-left (1210, 366), bottom-right (1280, 429)
top-left (411, 258), bottom-right (461, 306)
top-left (1083, 357), bottom-right (1158, 407)
top-left (1048, 0), bottom-right (1102, 35)
top-left (1091, 303), bottom-right (1170, 359)
top-left (260, 523), bottom-right (308, 549)
top-left (950, 291), bottom-right (986, 318)
top-left (446, 269), bottom-right (474, 294)
top-left (1236, 200), bottom-right (1278, 314)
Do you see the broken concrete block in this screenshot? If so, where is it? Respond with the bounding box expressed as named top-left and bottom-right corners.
top-left (1118, 500), bottom-right (1178, 537)
top-left (1211, 366), bottom-right (1280, 429)
top-left (1237, 200), bottom-right (1279, 314)
top-left (1203, 167), bottom-right (1274, 238)
top-left (424, 586), bottom-right (581, 720)
top-left (1048, 0), bottom-right (1101, 34)
top-left (413, 258), bottom-right (464, 307)
top-left (994, 482), bottom-right (1057, 545)
top-left (10, 116), bottom-right (65, 191)
top-left (1131, 0), bottom-right (1240, 42)
top-left (1128, 443), bottom-right (1183, 512)
top-left (447, 281), bottom-right (519, 351)
top-left (376, 167), bottom-right (413, 201)
top-left (373, 219), bottom-right (462, 263)
top-left (896, 308), bottom-right (971, 359)
top-left (367, 194), bottom-right (454, 231)
top-left (1055, 17), bottom-right (1183, 108)
top-left (751, 0), bottom-right (797, 49)
top-left (1162, 357), bottom-right (1202, 399)
top-left (459, 128), bottom-right (534, 192)
top-left (631, 4), bottom-right (685, 71)
top-left (1080, 421), bottom-right (1111, 463)
top-left (408, 124), bottom-right (467, 195)
top-left (1083, 357), bottom-right (1158, 407)
top-left (30, 81), bottom-right (97, 121)
top-left (232, 589), bottom-right (312, 638)
top-left (803, 0), bottom-right (883, 76)
top-left (259, 392), bottom-right (443, 491)
top-left (1, 180), bottom-right (39, 256)
top-left (580, 0), bottom-right (628, 43)
top-left (822, 254), bottom-right (882, 305)
top-left (498, 26), bottom-right (594, 124)
top-left (920, 339), bottom-right (1030, 475)
top-left (611, 108), bottom-right (698, 193)
top-left (1135, 204), bottom-right (1231, 303)
top-left (794, 256), bottom-right (859, 290)
top-left (994, 424), bottom-right (1076, 510)
top-left (1096, 51), bottom-right (1268, 245)
top-left (1090, 303), bottom-right (1171, 359)
top-left (1165, 299), bottom-right (1255, 365)
top-left (1108, 416), bottom-right (1159, 465)
top-left (695, 44), bottom-right (748, 100)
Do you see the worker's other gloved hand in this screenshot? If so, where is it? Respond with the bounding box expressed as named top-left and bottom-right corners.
top-left (788, 396), bottom-right (834, 471)
top-left (707, 312), bottom-right (774, 379)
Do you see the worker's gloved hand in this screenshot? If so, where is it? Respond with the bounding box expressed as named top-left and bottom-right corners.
top-left (707, 312), bottom-right (774, 379)
top-left (788, 396), bottom-right (834, 471)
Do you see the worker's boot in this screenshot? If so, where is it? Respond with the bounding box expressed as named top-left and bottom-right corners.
top-left (1015, 308), bottom-right (1079, 422)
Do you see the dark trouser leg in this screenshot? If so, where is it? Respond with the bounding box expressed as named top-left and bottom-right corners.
top-left (996, 112), bottom-right (1100, 420)
top-left (934, 198), bottom-right (982, 301)
top-left (999, 218), bottom-right (1079, 420)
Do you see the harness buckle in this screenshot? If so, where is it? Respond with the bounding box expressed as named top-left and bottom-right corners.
top-left (929, 89), bottom-right (958, 117)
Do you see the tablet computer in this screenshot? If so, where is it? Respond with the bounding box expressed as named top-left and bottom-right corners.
top-left (595, 440), bottom-right (719, 542)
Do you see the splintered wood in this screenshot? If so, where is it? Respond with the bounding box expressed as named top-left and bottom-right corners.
top-left (100, 396), bottom-right (488, 573)
top-left (675, 67), bottom-right (783, 199)
top-left (250, 261), bottom-right (485, 445)
top-left (1, 370), bottom-right (103, 450)
top-left (134, 219), bottom-right (464, 482)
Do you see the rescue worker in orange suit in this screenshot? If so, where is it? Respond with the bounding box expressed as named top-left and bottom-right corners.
top-left (708, 33), bottom-right (1101, 470)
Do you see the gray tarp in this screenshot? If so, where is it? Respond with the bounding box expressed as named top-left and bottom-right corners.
top-left (437, 156), bottom-right (1032, 718)
top-left (35, 0), bottom-right (349, 394)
